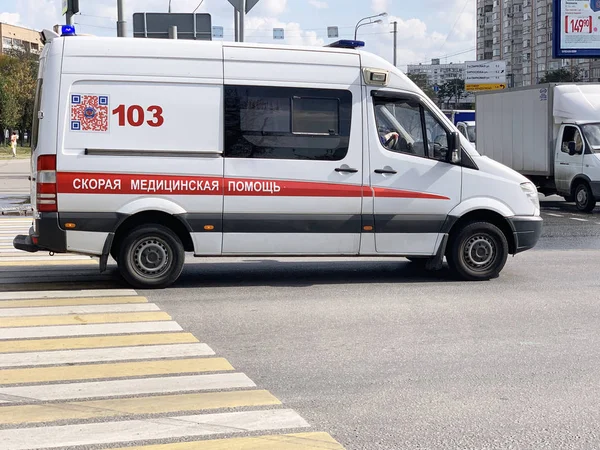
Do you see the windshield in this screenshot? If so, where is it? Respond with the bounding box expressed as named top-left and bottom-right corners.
top-left (582, 124), bottom-right (600, 153)
top-left (467, 125), bottom-right (476, 143)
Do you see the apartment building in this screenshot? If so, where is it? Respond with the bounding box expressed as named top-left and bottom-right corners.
top-left (476, 0), bottom-right (600, 87)
top-left (0, 22), bottom-right (42, 55)
top-left (406, 59), bottom-right (475, 105)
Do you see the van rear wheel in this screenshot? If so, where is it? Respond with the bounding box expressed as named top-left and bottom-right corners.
top-left (446, 221), bottom-right (508, 281)
top-left (118, 224), bottom-right (184, 289)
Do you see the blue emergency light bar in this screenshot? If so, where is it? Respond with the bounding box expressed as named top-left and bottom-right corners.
top-left (61, 25), bottom-right (76, 36)
top-left (326, 40), bottom-right (365, 49)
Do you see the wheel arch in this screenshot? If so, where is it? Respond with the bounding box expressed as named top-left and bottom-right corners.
top-left (112, 210), bottom-right (194, 256)
top-left (445, 209), bottom-right (516, 255)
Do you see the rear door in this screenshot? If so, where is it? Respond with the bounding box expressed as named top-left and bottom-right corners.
top-left (367, 91), bottom-right (462, 255)
top-left (221, 45), bottom-right (363, 254)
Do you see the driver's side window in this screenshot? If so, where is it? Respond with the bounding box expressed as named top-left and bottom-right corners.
top-left (561, 126), bottom-right (584, 155)
top-left (374, 99), bottom-right (426, 157)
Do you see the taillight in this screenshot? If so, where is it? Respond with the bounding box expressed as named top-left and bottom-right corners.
top-left (36, 155), bottom-right (57, 212)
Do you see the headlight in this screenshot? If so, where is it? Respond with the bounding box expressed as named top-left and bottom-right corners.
top-left (521, 182), bottom-right (540, 214)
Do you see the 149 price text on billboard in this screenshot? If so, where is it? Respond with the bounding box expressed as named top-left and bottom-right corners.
top-left (565, 16), bottom-right (594, 34)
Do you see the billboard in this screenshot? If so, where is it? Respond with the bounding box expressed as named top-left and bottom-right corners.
top-left (465, 61), bottom-right (507, 91)
top-left (133, 13), bottom-right (212, 40)
top-left (553, 0), bottom-right (600, 58)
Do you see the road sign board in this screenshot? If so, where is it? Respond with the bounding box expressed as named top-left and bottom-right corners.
top-left (327, 26), bottom-right (339, 38)
top-left (133, 13), bottom-right (212, 40)
top-left (228, 0), bottom-right (260, 13)
top-left (465, 61), bottom-right (507, 91)
top-left (465, 83), bottom-right (507, 91)
top-left (62, 0), bottom-right (68, 15)
top-left (273, 28), bottom-right (284, 39)
top-left (433, 85), bottom-right (439, 93)
top-left (212, 26), bottom-right (223, 38)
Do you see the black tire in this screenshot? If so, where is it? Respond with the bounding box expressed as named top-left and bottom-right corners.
top-left (575, 182), bottom-right (596, 212)
top-left (563, 195), bottom-right (574, 203)
top-left (117, 224), bottom-right (185, 289)
top-left (446, 221), bottom-right (508, 281)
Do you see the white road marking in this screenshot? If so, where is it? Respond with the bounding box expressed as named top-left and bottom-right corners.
top-left (569, 218), bottom-right (589, 222)
top-left (0, 321), bottom-right (183, 340)
top-left (0, 373), bottom-right (256, 404)
top-left (545, 213), bottom-right (564, 217)
top-left (0, 343), bottom-right (214, 368)
top-left (0, 289), bottom-right (138, 300)
top-left (0, 409), bottom-right (309, 450)
top-left (0, 303), bottom-right (159, 317)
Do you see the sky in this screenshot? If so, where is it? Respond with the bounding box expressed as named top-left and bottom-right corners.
top-left (0, 0), bottom-right (476, 70)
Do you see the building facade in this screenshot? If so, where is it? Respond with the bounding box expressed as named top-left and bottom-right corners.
top-left (406, 59), bottom-right (476, 107)
top-left (476, 0), bottom-right (600, 87)
top-left (0, 22), bottom-right (42, 55)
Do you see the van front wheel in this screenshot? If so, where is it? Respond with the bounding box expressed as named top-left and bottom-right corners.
top-left (447, 221), bottom-right (508, 281)
top-left (118, 225), bottom-right (184, 289)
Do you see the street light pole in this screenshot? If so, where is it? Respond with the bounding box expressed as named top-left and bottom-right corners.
top-left (392, 21), bottom-right (397, 67)
top-left (354, 12), bottom-right (387, 40)
top-left (117, 0), bottom-right (126, 37)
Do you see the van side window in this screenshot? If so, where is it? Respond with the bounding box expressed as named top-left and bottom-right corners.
top-left (423, 110), bottom-right (450, 161)
top-left (561, 126), bottom-right (584, 154)
top-left (374, 100), bottom-right (426, 157)
top-left (224, 86), bottom-right (352, 160)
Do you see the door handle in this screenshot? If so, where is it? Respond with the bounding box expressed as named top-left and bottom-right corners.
top-left (335, 167), bottom-right (358, 173)
top-left (559, 162), bottom-right (569, 165)
top-left (374, 168), bottom-right (397, 174)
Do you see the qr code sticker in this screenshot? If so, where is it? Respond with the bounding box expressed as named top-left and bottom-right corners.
top-left (70, 94), bottom-right (109, 132)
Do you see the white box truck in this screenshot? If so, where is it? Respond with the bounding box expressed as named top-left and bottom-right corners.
top-left (476, 83), bottom-right (600, 212)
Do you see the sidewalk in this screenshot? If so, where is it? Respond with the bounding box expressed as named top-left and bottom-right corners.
top-left (0, 160), bottom-right (31, 215)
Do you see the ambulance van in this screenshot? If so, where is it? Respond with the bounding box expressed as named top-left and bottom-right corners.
top-left (14, 27), bottom-right (543, 289)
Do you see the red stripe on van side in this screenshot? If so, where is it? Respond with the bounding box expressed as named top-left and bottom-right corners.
top-left (372, 187), bottom-right (450, 200)
top-left (56, 172), bottom-right (448, 200)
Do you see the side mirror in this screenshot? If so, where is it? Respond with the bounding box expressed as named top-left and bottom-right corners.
top-left (448, 131), bottom-right (461, 164)
top-left (568, 141), bottom-right (577, 155)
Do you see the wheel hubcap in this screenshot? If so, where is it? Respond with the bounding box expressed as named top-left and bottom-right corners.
top-left (577, 188), bottom-right (588, 205)
top-left (464, 234), bottom-right (496, 271)
top-left (132, 237), bottom-right (171, 278)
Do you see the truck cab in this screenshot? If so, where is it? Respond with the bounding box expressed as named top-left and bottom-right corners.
top-left (457, 121), bottom-right (476, 149)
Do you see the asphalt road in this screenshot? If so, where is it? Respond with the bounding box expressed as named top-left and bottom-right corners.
top-left (2, 199), bottom-right (600, 449)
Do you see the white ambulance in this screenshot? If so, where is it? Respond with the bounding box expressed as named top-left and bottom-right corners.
top-left (14, 26), bottom-right (542, 289)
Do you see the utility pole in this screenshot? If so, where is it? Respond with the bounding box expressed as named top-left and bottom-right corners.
top-left (117, 0), bottom-right (127, 37)
top-left (239, 0), bottom-right (246, 41)
top-left (392, 21), bottom-right (397, 67)
top-left (66, 10), bottom-right (74, 25)
top-left (234, 10), bottom-right (239, 41)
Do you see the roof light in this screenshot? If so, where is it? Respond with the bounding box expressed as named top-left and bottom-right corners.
top-left (61, 25), bottom-right (76, 37)
top-left (327, 40), bottom-right (365, 49)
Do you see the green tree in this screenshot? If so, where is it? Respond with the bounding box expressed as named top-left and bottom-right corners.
top-left (539, 67), bottom-right (582, 83)
top-left (441, 78), bottom-right (465, 107)
top-left (407, 73), bottom-right (435, 100)
top-left (0, 49), bottom-right (38, 141)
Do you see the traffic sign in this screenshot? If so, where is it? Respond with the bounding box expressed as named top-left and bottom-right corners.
top-left (465, 83), bottom-right (507, 91)
top-left (62, 0), bottom-right (68, 15)
top-left (212, 26), bottom-right (224, 38)
top-left (433, 85), bottom-right (439, 93)
top-left (228, 0), bottom-right (260, 13)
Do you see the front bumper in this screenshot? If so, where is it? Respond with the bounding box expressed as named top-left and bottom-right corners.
top-left (508, 215), bottom-right (543, 254)
top-left (13, 213), bottom-right (67, 254)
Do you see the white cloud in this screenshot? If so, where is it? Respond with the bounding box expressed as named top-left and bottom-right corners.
top-left (371, 0), bottom-right (390, 14)
top-left (0, 13), bottom-right (21, 26)
top-left (253, 0), bottom-right (288, 16)
top-left (245, 16), bottom-right (323, 46)
top-left (308, 0), bottom-right (329, 9)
